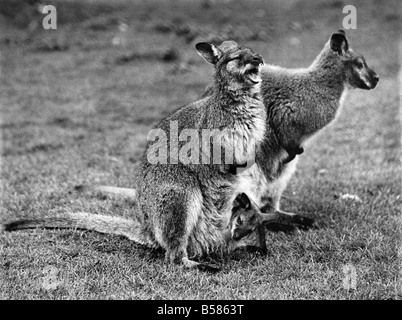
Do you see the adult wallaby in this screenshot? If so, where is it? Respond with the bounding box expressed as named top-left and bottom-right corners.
top-left (255, 29), bottom-right (379, 219)
top-left (2, 41), bottom-right (267, 271)
top-left (82, 30), bottom-right (379, 228)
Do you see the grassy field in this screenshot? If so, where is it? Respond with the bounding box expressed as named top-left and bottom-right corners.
top-left (0, 0), bottom-right (400, 299)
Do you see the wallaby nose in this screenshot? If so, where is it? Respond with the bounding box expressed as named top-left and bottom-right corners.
top-left (250, 55), bottom-right (263, 65)
top-left (371, 73), bottom-right (379, 88)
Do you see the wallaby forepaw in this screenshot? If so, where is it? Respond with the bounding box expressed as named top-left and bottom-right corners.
top-left (256, 247), bottom-right (268, 256)
top-left (295, 146), bottom-right (304, 155)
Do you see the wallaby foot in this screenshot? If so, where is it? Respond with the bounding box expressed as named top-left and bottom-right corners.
top-left (263, 216), bottom-right (316, 232)
top-left (287, 213), bottom-right (315, 229)
top-left (258, 211), bottom-right (298, 233)
top-left (182, 257), bottom-right (221, 273)
top-left (276, 211), bottom-right (315, 230)
top-left (166, 247), bottom-right (221, 273)
top-left (264, 222), bottom-right (297, 233)
top-left (242, 245), bottom-right (268, 256)
top-left (260, 203), bottom-right (316, 230)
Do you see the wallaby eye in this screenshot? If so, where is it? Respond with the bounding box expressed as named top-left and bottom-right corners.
top-left (356, 61), bottom-right (364, 69)
top-left (237, 217), bottom-right (243, 226)
top-left (226, 56), bottom-right (240, 63)
top-left (225, 53), bottom-right (242, 62)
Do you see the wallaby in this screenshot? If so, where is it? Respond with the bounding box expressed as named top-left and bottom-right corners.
top-left (134, 40), bottom-right (266, 271)
top-left (84, 30), bottom-right (379, 229)
top-left (2, 41), bottom-right (267, 272)
top-left (255, 29), bottom-right (379, 219)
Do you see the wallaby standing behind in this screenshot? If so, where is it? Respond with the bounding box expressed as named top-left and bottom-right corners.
top-left (253, 30), bottom-right (379, 219)
top-left (2, 41), bottom-right (267, 271)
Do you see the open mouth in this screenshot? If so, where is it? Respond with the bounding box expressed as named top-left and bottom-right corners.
top-left (246, 66), bottom-right (261, 84)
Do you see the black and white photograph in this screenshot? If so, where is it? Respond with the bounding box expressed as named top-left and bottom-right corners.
top-left (0, 0), bottom-right (400, 302)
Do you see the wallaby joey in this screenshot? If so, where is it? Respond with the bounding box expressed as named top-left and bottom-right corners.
top-left (225, 192), bottom-right (269, 254)
top-left (225, 192), bottom-right (277, 255)
top-left (225, 192), bottom-right (316, 253)
top-left (2, 41), bottom-right (267, 272)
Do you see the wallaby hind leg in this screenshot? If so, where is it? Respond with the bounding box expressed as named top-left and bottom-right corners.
top-left (259, 160), bottom-right (315, 230)
top-left (160, 190), bottom-right (221, 273)
top-left (165, 243), bottom-right (221, 272)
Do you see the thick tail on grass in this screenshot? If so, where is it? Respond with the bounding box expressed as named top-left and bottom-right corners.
top-left (1, 212), bottom-right (147, 244)
top-left (75, 185), bottom-right (137, 199)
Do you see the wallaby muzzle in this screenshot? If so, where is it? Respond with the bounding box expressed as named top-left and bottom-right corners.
top-left (369, 70), bottom-right (379, 89)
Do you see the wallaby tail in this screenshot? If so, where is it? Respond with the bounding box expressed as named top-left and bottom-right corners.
top-left (75, 185), bottom-right (137, 200)
top-left (1, 212), bottom-right (147, 244)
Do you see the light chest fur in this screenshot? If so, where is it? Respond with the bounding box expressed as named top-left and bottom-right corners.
top-left (220, 95), bottom-right (266, 166)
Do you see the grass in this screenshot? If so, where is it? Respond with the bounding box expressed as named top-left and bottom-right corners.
top-left (0, 0), bottom-right (400, 299)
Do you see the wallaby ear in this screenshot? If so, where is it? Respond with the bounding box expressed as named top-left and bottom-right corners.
top-left (330, 30), bottom-right (349, 55)
top-left (234, 193), bottom-right (251, 210)
top-left (195, 42), bottom-right (222, 65)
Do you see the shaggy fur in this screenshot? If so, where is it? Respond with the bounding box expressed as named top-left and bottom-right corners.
top-left (135, 40), bottom-right (266, 269)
